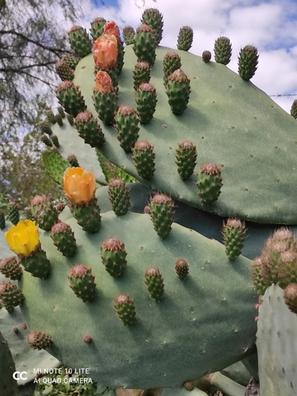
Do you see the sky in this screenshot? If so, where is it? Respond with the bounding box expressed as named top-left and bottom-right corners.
top-left (77, 0), bottom-right (297, 112)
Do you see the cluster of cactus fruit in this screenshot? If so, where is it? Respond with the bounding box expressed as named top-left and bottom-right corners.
top-left (2, 6), bottom-right (297, 396)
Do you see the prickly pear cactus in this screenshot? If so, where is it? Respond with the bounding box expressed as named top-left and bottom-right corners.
top-left (0, 331), bottom-right (18, 396)
top-left (256, 285), bottom-right (297, 396)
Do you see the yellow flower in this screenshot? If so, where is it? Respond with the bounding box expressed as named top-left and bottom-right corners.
top-left (5, 220), bottom-right (40, 257)
top-left (63, 167), bottom-right (96, 205)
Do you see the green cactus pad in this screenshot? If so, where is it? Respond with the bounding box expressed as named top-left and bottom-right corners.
top-left (257, 285), bottom-right (297, 396)
top-left (20, 211), bottom-right (256, 388)
top-left (70, 45), bottom-right (297, 224)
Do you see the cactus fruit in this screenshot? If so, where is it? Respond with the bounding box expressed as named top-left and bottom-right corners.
top-left (145, 267), bottom-right (164, 301)
top-left (136, 82), bottom-right (157, 124)
top-left (45, 108), bottom-right (56, 124)
top-left (21, 248), bottom-right (51, 279)
top-left (50, 221), bottom-right (77, 257)
top-left (163, 51), bottom-right (182, 82)
top-left (27, 331), bottom-right (53, 350)
top-left (283, 283), bottom-right (297, 314)
top-left (0, 211), bottom-right (5, 229)
top-left (7, 203), bottom-right (19, 225)
top-left (55, 58), bottom-right (74, 81)
top-left (0, 281), bottom-right (24, 313)
top-left (202, 50), bottom-right (212, 63)
top-left (133, 61), bottom-right (151, 89)
top-left (123, 26), bottom-right (135, 45)
top-left (69, 200), bottom-right (101, 233)
top-left (60, 53), bottom-right (80, 70)
top-left (114, 105), bottom-right (140, 152)
top-left (31, 194), bottom-right (58, 231)
top-left (290, 99), bottom-right (297, 119)
top-left (52, 134), bottom-right (60, 147)
top-left (133, 24), bottom-right (156, 66)
top-left (67, 154), bottom-right (79, 167)
top-left (149, 194), bottom-right (174, 239)
top-left (39, 120), bottom-right (52, 135)
top-left (166, 69), bottom-right (191, 115)
top-left (0, 256), bottom-right (22, 280)
top-left (100, 238), bottom-right (127, 277)
top-left (238, 45), bottom-right (259, 81)
top-left (132, 140), bottom-right (155, 180)
top-left (55, 113), bottom-right (63, 126)
top-left (68, 25), bottom-right (92, 58)
top-left (74, 111), bottom-right (105, 148)
top-left (58, 106), bottom-right (65, 118)
top-left (93, 71), bottom-right (118, 126)
top-left (141, 8), bottom-right (163, 45)
top-left (177, 26), bottom-right (193, 51)
top-left (41, 134), bottom-right (52, 147)
top-left (214, 37), bottom-right (232, 65)
top-left (175, 258), bottom-right (189, 279)
top-left (197, 164), bottom-right (223, 206)
top-left (222, 218), bottom-right (246, 261)
top-left (175, 140), bottom-right (197, 180)
top-left (90, 17), bottom-right (106, 40)
top-left (113, 294), bottom-right (136, 325)
top-left (108, 179), bottom-right (130, 216)
top-left (56, 81), bottom-right (87, 117)
top-left (68, 264), bottom-right (96, 302)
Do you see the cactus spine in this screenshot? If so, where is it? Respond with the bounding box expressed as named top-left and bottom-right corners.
top-left (108, 179), bottom-right (130, 216)
top-left (115, 105), bottom-right (140, 152)
top-left (135, 82), bottom-right (157, 124)
top-left (175, 140), bottom-right (197, 180)
top-left (145, 267), bottom-right (164, 301)
top-left (222, 218), bottom-right (246, 261)
top-left (74, 111), bottom-right (105, 148)
top-left (56, 81), bottom-right (87, 117)
top-left (166, 69), bottom-right (191, 115)
top-left (177, 26), bottom-right (193, 51)
top-left (132, 140), bottom-right (155, 180)
top-left (114, 294), bottom-right (136, 325)
top-left (149, 194), bottom-right (174, 239)
top-left (100, 238), bottom-right (127, 277)
top-left (197, 164), bottom-right (223, 206)
top-left (214, 36), bottom-right (232, 65)
top-left (50, 221), bottom-right (77, 257)
top-left (238, 45), bottom-right (259, 81)
top-left (68, 264), bottom-right (96, 302)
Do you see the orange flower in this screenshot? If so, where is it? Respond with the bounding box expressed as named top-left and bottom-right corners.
top-left (104, 21), bottom-right (120, 40)
top-left (95, 71), bottom-right (113, 93)
top-left (93, 33), bottom-right (118, 70)
top-left (63, 167), bottom-right (96, 205)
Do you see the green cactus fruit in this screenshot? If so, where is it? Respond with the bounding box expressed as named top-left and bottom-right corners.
top-left (27, 331), bottom-right (53, 350)
top-left (283, 283), bottom-right (297, 314)
top-left (123, 26), bottom-right (135, 45)
top-left (74, 111), bottom-right (105, 148)
top-left (60, 53), bottom-right (80, 70)
top-left (0, 331), bottom-right (18, 396)
top-left (133, 61), bottom-right (151, 89)
top-left (55, 58), bottom-right (74, 81)
top-left (166, 69), bottom-right (191, 115)
top-left (278, 250), bottom-right (297, 288)
top-left (145, 267), bottom-right (164, 301)
top-left (90, 17), bottom-right (106, 40)
top-left (114, 105), bottom-right (140, 152)
top-left (135, 82), bottom-right (157, 124)
top-left (163, 51), bottom-right (182, 83)
top-left (7, 203), bottom-right (19, 225)
top-left (0, 256), bottom-right (23, 280)
top-left (141, 8), bottom-right (163, 46)
top-left (30, 194), bottom-right (58, 231)
top-left (70, 199), bottom-right (101, 233)
top-left (202, 50), bottom-right (212, 63)
top-left (45, 108), bottom-right (56, 124)
top-left (222, 218), bottom-right (246, 261)
top-left (290, 100), bottom-right (297, 119)
top-left (21, 248), bottom-right (51, 279)
top-left (113, 294), bottom-right (136, 326)
top-left (133, 24), bottom-right (156, 66)
top-left (132, 140), bottom-right (155, 180)
top-left (251, 257), bottom-right (271, 295)
top-left (68, 264), bottom-right (96, 302)
top-left (39, 120), bottom-right (52, 135)
top-left (67, 113), bottom-right (74, 125)
top-left (108, 179), bottom-right (130, 216)
top-left (56, 81), bottom-right (87, 117)
top-left (50, 221), bottom-right (77, 257)
top-left (0, 211), bottom-right (5, 229)
top-left (100, 238), bottom-right (127, 277)
top-left (52, 135), bottom-right (60, 148)
top-left (93, 87), bottom-right (118, 126)
top-left (55, 113), bottom-right (63, 126)
top-left (177, 26), bottom-right (193, 51)
top-left (175, 140), bottom-right (197, 180)
top-left (149, 194), bottom-right (174, 239)
top-left (238, 45), bottom-right (259, 81)
top-left (116, 40), bottom-right (125, 76)
top-left (41, 134), bottom-right (53, 147)
top-left (214, 36), bottom-right (232, 65)
top-left (57, 106), bottom-right (65, 118)
top-left (175, 258), bottom-right (189, 279)
top-left (0, 281), bottom-right (24, 313)
top-left (68, 25), bottom-right (92, 58)
top-left (197, 163), bottom-right (223, 206)
top-left (67, 154), bottom-right (80, 167)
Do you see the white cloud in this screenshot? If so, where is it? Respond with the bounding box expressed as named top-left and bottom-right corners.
top-left (77, 0), bottom-right (297, 112)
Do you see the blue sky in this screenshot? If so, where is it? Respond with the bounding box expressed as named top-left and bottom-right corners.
top-left (82, 0), bottom-right (297, 112)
